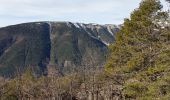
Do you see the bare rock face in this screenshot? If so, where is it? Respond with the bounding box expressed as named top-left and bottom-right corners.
top-left (0, 21), bottom-right (118, 77)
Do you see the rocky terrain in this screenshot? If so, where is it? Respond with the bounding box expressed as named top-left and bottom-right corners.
top-left (0, 21), bottom-right (118, 77)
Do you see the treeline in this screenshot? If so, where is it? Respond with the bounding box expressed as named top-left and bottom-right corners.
top-left (0, 69), bottom-right (124, 100)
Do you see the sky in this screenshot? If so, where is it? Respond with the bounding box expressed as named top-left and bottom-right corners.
top-left (0, 0), bottom-right (168, 27)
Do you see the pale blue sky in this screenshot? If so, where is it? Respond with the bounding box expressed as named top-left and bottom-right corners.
top-left (0, 0), bottom-right (168, 27)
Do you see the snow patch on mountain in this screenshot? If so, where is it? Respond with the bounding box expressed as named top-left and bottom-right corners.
top-left (48, 21), bottom-right (118, 46)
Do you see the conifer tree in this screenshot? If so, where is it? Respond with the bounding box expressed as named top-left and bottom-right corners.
top-left (105, 0), bottom-right (170, 99)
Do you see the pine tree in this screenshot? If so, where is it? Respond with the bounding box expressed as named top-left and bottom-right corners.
top-left (105, 0), bottom-right (170, 99)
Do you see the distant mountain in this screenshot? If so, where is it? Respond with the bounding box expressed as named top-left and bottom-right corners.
top-left (0, 21), bottom-right (118, 77)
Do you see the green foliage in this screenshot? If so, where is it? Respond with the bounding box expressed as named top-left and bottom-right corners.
top-left (124, 81), bottom-right (148, 98)
top-left (105, 0), bottom-right (170, 99)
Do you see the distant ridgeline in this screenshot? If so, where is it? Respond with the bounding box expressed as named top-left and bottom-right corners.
top-left (0, 22), bottom-right (118, 77)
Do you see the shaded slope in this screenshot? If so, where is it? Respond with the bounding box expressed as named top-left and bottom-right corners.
top-left (0, 22), bottom-right (117, 77)
top-left (0, 22), bottom-right (51, 76)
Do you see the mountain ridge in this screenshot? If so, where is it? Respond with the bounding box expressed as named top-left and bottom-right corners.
top-left (0, 21), bottom-right (118, 77)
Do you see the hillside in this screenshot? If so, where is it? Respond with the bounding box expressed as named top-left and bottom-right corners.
top-left (0, 22), bottom-right (118, 77)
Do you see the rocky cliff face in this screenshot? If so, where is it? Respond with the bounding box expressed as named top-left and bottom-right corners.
top-left (0, 21), bottom-right (118, 77)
